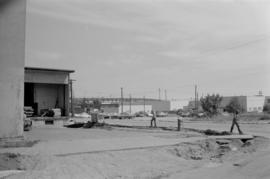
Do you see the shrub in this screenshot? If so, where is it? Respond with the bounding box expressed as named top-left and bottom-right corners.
top-left (200, 94), bottom-right (222, 117)
top-left (263, 104), bottom-right (270, 114)
top-left (225, 97), bottom-right (243, 114)
top-left (259, 114), bottom-right (270, 120)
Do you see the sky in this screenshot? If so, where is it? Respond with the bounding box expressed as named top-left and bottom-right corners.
top-left (25, 0), bottom-right (270, 103)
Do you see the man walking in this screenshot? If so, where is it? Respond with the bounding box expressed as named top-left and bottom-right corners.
top-left (150, 110), bottom-right (157, 128)
top-left (230, 111), bottom-right (243, 134)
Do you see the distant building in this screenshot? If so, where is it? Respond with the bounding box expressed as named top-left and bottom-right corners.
top-left (185, 95), bottom-right (266, 113)
top-left (121, 98), bottom-right (170, 112)
top-left (220, 96), bottom-right (247, 112)
top-left (101, 103), bottom-right (119, 114)
top-left (75, 98), bottom-right (170, 114)
top-left (221, 96), bottom-right (264, 113)
top-left (183, 100), bottom-right (202, 111)
top-left (24, 67), bottom-right (74, 117)
top-left (170, 99), bottom-right (189, 111)
top-left (246, 96), bottom-right (265, 112)
top-left (264, 96), bottom-right (270, 106)
top-left (120, 104), bottom-right (152, 114)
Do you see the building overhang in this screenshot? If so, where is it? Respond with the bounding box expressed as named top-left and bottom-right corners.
top-left (25, 67), bottom-right (75, 73)
top-left (25, 66), bottom-right (75, 84)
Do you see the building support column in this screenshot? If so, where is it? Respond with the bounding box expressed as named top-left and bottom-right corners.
top-left (0, 0), bottom-right (26, 139)
top-left (65, 84), bottom-right (70, 117)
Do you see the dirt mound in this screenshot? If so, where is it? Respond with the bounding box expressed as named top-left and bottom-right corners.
top-left (0, 153), bottom-right (38, 171)
top-left (0, 139), bottom-right (39, 148)
top-left (0, 153), bottom-right (25, 171)
top-left (168, 139), bottom-right (220, 161)
top-left (203, 129), bottom-right (231, 136)
top-left (168, 137), bottom-right (269, 162)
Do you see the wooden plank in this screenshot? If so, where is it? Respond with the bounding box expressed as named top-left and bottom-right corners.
top-left (207, 135), bottom-right (254, 140)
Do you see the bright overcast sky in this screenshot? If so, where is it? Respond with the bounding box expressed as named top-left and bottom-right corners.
top-left (25, 0), bottom-right (270, 100)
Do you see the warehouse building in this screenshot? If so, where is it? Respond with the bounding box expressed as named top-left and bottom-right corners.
top-left (75, 98), bottom-right (170, 114)
top-left (185, 95), bottom-right (265, 113)
top-left (24, 67), bottom-right (74, 117)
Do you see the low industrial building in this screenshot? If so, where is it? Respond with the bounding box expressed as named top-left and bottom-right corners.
top-left (246, 96), bottom-right (265, 112)
top-left (264, 96), bottom-right (270, 106)
top-left (101, 103), bottom-right (119, 114)
top-left (120, 104), bottom-right (152, 114)
top-left (119, 98), bottom-right (170, 113)
top-left (220, 96), bottom-right (265, 113)
top-left (170, 99), bottom-right (189, 111)
top-left (24, 67), bottom-right (74, 117)
top-left (75, 98), bottom-right (171, 114)
top-left (185, 95), bottom-right (266, 113)
top-left (183, 100), bottom-right (203, 111)
top-left (220, 96), bottom-right (247, 112)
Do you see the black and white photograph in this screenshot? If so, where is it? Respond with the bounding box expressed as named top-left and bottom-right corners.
top-left (0, 0), bottom-right (270, 178)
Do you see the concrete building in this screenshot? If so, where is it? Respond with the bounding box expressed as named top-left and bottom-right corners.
top-left (246, 96), bottom-right (265, 112)
top-left (122, 98), bottom-right (170, 112)
top-left (100, 103), bottom-right (152, 114)
top-left (24, 67), bottom-right (74, 117)
top-left (121, 104), bottom-right (152, 114)
top-left (183, 100), bottom-right (203, 111)
top-left (220, 96), bottom-right (247, 112)
top-left (170, 99), bottom-right (189, 111)
top-left (264, 96), bottom-right (270, 106)
top-left (185, 95), bottom-right (265, 113)
top-left (76, 98), bottom-right (170, 114)
top-left (220, 96), bottom-right (265, 113)
top-left (0, 0), bottom-right (27, 139)
top-left (101, 103), bottom-right (119, 114)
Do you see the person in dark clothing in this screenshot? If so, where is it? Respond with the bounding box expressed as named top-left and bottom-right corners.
top-left (230, 111), bottom-right (243, 134)
top-left (150, 110), bottom-right (157, 128)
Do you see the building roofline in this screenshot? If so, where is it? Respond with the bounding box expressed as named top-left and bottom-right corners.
top-left (76, 97), bottom-right (169, 102)
top-left (25, 66), bottom-right (75, 73)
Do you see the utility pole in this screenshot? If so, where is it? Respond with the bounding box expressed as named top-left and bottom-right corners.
top-left (195, 85), bottom-right (197, 111)
top-left (158, 88), bottom-right (161, 100)
top-left (196, 91), bottom-right (199, 109)
top-left (143, 96), bottom-right (146, 113)
top-left (69, 79), bottom-right (76, 117)
top-left (129, 94), bottom-right (132, 114)
top-left (121, 87), bottom-right (123, 113)
top-left (165, 89), bottom-right (167, 101)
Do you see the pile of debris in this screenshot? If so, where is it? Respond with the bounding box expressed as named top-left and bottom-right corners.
top-left (203, 129), bottom-right (231, 136)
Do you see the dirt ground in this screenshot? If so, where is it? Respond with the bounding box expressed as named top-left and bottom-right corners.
top-left (1, 118), bottom-right (270, 179)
